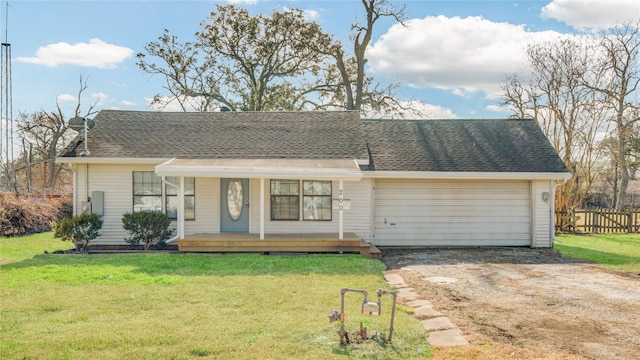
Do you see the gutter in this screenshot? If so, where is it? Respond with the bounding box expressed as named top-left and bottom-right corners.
top-left (363, 171), bottom-right (573, 181)
top-left (55, 157), bottom-right (170, 165)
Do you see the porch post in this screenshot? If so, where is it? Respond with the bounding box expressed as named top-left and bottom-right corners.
top-left (178, 176), bottom-right (185, 239)
top-left (260, 177), bottom-right (265, 240)
top-left (339, 180), bottom-right (344, 240)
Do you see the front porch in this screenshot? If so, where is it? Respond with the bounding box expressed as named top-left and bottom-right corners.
top-left (178, 232), bottom-right (381, 258)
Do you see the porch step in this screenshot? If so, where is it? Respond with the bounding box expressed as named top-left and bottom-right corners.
top-left (177, 233), bottom-right (379, 258)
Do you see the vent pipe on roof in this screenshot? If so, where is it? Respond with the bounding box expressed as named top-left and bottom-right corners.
top-left (69, 116), bottom-right (94, 157)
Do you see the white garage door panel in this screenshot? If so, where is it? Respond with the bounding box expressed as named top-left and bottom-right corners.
top-left (374, 179), bottom-right (531, 246)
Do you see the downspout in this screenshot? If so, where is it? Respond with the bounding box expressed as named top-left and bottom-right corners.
top-left (70, 163), bottom-right (76, 215)
top-left (161, 176), bottom-right (180, 244)
top-left (85, 163), bottom-right (89, 204)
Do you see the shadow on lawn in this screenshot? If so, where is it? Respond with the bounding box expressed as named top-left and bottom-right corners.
top-left (0, 252), bottom-right (387, 277)
top-left (380, 246), bottom-right (594, 269)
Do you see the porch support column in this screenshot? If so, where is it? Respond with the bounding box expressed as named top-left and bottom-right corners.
top-left (260, 177), bottom-right (265, 240)
top-left (339, 179), bottom-right (344, 240)
top-left (178, 176), bottom-right (185, 239)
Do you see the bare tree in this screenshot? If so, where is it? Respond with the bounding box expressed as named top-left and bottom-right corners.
top-left (502, 38), bottom-right (610, 210)
top-left (313, 0), bottom-right (411, 116)
top-left (587, 22), bottom-right (640, 209)
top-left (17, 77), bottom-right (97, 193)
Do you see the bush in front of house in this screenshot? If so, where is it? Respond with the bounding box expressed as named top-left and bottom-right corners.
top-left (122, 211), bottom-right (174, 250)
top-left (52, 212), bottom-right (103, 252)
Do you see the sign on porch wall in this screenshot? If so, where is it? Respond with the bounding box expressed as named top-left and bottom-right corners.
top-left (332, 198), bottom-right (351, 210)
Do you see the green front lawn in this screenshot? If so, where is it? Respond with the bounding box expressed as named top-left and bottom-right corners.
top-left (555, 233), bottom-right (640, 273)
top-left (0, 233), bottom-right (430, 359)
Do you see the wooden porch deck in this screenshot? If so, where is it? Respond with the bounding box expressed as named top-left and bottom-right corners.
top-left (178, 232), bottom-right (381, 258)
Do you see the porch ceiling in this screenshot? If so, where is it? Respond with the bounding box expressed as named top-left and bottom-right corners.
top-left (155, 158), bottom-right (363, 180)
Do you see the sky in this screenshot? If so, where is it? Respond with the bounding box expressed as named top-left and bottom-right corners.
top-left (1, 0), bottom-right (639, 121)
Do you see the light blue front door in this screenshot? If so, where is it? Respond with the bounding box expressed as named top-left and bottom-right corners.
top-left (220, 178), bottom-right (250, 232)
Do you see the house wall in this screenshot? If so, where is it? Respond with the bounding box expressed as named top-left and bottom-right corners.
top-left (74, 164), bottom-right (220, 245)
top-left (373, 178), bottom-right (532, 246)
top-left (75, 163), bottom-right (554, 247)
top-left (76, 164), bottom-right (374, 245)
top-left (531, 179), bottom-right (555, 248)
top-left (249, 178), bottom-right (373, 241)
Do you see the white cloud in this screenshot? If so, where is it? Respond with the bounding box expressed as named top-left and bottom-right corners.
top-left (485, 104), bottom-right (507, 113)
top-left (56, 93), bottom-right (77, 102)
top-left (121, 100), bottom-right (136, 107)
top-left (90, 92), bottom-right (111, 105)
top-left (541, 0), bottom-right (640, 31)
top-left (302, 9), bottom-right (320, 22)
top-left (282, 6), bottom-right (321, 22)
top-left (367, 15), bottom-right (563, 99)
top-left (16, 38), bottom-right (133, 69)
top-left (367, 100), bottom-right (458, 119)
top-left (227, 0), bottom-right (257, 4)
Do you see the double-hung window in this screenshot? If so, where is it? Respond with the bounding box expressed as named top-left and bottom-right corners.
top-left (270, 179), bottom-right (332, 221)
top-left (270, 179), bottom-right (300, 220)
top-left (132, 172), bottom-right (195, 220)
top-left (302, 180), bottom-right (332, 221)
top-left (133, 171), bottom-right (162, 213)
top-left (165, 177), bottom-right (195, 220)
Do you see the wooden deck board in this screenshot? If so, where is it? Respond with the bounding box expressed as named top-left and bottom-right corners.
top-left (177, 232), bottom-right (380, 258)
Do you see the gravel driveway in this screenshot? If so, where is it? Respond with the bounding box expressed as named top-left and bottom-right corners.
top-left (382, 248), bottom-right (640, 360)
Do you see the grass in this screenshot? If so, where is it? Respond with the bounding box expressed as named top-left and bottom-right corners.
top-left (555, 233), bottom-right (640, 273)
top-left (0, 233), bottom-right (431, 360)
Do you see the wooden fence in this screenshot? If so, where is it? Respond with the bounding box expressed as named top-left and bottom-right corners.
top-left (555, 208), bottom-right (640, 233)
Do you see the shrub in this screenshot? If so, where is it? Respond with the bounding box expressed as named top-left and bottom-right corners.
top-left (0, 193), bottom-right (72, 236)
top-left (122, 211), bottom-right (174, 250)
top-left (52, 212), bottom-right (103, 252)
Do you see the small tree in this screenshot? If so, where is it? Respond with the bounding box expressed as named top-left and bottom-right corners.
top-left (122, 211), bottom-right (174, 250)
top-left (52, 213), bottom-right (103, 252)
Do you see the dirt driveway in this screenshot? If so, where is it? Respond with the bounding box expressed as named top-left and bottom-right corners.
top-left (382, 248), bottom-right (640, 360)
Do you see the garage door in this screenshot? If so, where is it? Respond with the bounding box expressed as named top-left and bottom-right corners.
top-left (374, 179), bottom-right (531, 246)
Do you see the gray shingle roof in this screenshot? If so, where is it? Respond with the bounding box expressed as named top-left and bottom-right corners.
top-left (60, 111), bottom-right (568, 174)
top-left (363, 118), bottom-right (568, 173)
top-left (60, 110), bottom-right (369, 160)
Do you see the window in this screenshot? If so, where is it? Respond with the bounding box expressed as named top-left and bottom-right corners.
top-left (270, 179), bottom-right (299, 220)
top-left (270, 179), bottom-right (333, 221)
top-left (133, 172), bottom-right (195, 220)
top-left (133, 171), bottom-right (162, 212)
top-left (303, 180), bottom-right (332, 221)
top-left (165, 177), bottom-right (195, 220)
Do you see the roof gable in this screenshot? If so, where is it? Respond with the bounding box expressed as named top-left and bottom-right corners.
top-left (363, 118), bottom-right (568, 173)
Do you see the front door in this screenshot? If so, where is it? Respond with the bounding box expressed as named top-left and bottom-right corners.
top-left (220, 178), bottom-right (250, 232)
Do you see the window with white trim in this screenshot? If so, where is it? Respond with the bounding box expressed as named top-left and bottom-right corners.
top-left (270, 179), bottom-right (332, 221)
top-left (165, 176), bottom-right (195, 220)
top-left (303, 180), bottom-right (332, 221)
top-left (270, 179), bottom-right (300, 220)
top-left (132, 172), bottom-right (195, 220)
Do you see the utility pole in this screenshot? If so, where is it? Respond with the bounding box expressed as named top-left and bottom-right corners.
top-left (0, 1), bottom-right (15, 192)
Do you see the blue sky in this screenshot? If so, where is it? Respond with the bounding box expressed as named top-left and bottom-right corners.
top-left (1, 0), bottom-right (639, 120)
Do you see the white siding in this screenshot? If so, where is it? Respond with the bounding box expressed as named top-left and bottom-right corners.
top-left (81, 164), bottom-right (157, 245)
top-left (374, 179), bottom-right (531, 246)
top-left (184, 177), bottom-right (219, 235)
top-left (531, 180), bottom-right (554, 248)
top-left (76, 165), bottom-right (220, 245)
top-left (251, 178), bottom-right (373, 241)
